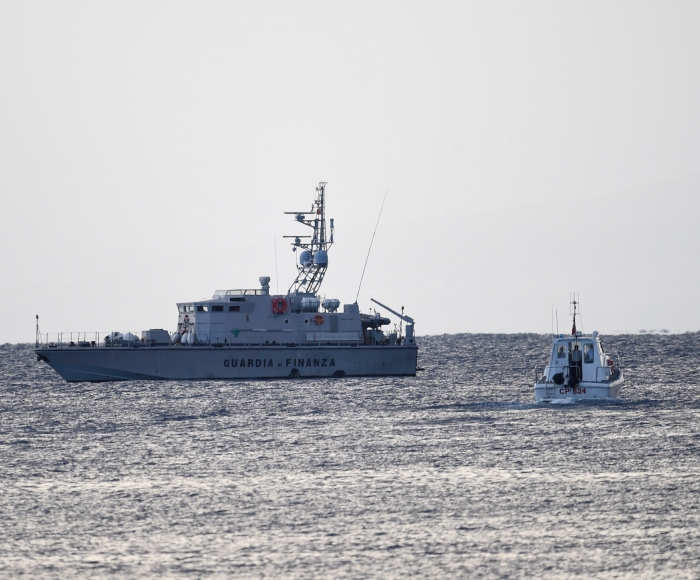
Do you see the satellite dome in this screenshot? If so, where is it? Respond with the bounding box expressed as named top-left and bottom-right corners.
top-left (299, 250), bottom-right (312, 266)
top-left (314, 250), bottom-right (328, 266)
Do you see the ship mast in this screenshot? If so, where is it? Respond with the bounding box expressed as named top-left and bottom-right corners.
top-left (284, 182), bottom-right (334, 295)
top-left (571, 293), bottom-right (579, 336)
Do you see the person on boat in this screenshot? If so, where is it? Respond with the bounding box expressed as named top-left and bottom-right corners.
top-left (570, 344), bottom-right (582, 382)
top-left (571, 344), bottom-right (582, 363)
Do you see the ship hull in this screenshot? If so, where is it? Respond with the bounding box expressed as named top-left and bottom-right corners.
top-left (534, 377), bottom-right (624, 403)
top-left (35, 345), bottom-right (418, 382)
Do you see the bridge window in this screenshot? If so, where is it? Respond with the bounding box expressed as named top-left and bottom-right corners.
top-left (212, 305), bottom-right (224, 312)
top-left (229, 305), bottom-right (240, 312)
top-left (196, 305), bottom-right (209, 312)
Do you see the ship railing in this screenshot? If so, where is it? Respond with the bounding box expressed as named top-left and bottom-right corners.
top-left (535, 359), bottom-right (623, 385)
top-left (37, 332), bottom-right (149, 348)
top-left (534, 364), bottom-right (576, 384)
top-left (535, 365), bottom-right (580, 385)
top-left (212, 289), bottom-right (269, 297)
top-left (200, 329), bottom-right (364, 347)
top-left (199, 329), bottom-right (295, 347)
top-left (534, 364), bottom-right (569, 385)
top-left (534, 365), bottom-right (548, 384)
top-left (38, 328), bottom-right (368, 349)
top-left (595, 352), bottom-right (623, 382)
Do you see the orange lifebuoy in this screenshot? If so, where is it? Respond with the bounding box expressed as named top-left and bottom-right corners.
top-left (272, 297), bottom-right (288, 314)
top-left (313, 314), bottom-right (324, 325)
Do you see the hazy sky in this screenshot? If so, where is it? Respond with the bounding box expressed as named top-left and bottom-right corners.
top-left (2, 1), bottom-right (699, 343)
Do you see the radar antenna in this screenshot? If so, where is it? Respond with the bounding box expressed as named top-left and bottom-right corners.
top-left (283, 182), bottom-right (334, 295)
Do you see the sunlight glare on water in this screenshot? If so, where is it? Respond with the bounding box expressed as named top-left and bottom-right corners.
top-left (1, 333), bottom-right (699, 577)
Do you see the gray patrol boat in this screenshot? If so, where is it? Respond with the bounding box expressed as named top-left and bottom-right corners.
top-left (35, 182), bottom-right (418, 382)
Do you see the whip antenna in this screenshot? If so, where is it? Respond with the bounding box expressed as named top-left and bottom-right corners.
top-left (356, 189), bottom-right (388, 303)
top-left (274, 236), bottom-right (279, 294)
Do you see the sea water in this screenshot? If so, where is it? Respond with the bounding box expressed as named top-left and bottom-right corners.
top-left (1, 333), bottom-right (699, 578)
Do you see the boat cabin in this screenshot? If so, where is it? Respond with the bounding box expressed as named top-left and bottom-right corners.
top-left (172, 277), bottom-right (367, 347)
top-left (546, 331), bottom-right (615, 384)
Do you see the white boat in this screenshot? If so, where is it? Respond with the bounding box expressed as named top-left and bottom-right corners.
top-left (35, 183), bottom-right (418, 382)
top-left (534, 299), bottom-right (624, 402)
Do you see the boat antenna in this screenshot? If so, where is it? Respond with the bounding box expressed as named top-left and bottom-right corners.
top-left (274, 236), bottom-right (279, 294)
top-left (556, 309), bottom-right (559, 335)
top-left (577, 293), bottom-right (584, 334)
top-left (356, 189), bottom-right (388, 303)
top-left (35, 314), bottom-right (40, 347)
top-left (571, 293), bottom-right (578, 337)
